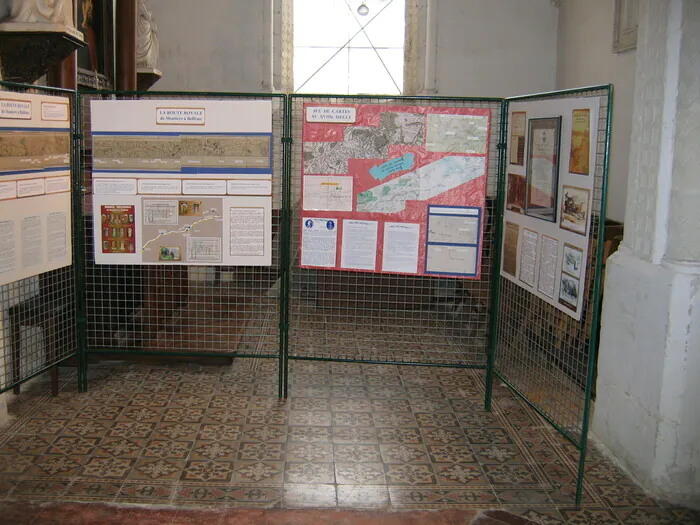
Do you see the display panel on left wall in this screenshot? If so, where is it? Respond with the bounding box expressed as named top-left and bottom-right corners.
top-left (0, 92), bottom-right (73, 286)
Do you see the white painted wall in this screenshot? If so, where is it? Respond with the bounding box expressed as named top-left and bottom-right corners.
top-left (148, 0), bottom-right (274, 92)
top-left (148, 0), bottom-right (558, 98)
top-left (433, 0), bottom-right (558, 97)
top-left (556, 0), bottom-right (636, 222)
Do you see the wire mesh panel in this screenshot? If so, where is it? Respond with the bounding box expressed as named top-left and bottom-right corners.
top-left (79, 92), bottom-right (285, 361)
top-left (0, 82), bottom-right (79, 393)
top-left (492, 86), bottom-right (612, 449)
top-left (288, 95), bottom-right (502, 368)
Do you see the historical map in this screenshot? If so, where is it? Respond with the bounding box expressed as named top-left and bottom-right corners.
top-left (301, 103), bottom-right (491, 279)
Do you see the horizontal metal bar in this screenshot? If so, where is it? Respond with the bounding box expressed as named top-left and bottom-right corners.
top-left (0, 80), bottom-right (76, 95)
top-left (0, 354), bottom-right (77, 395)
top-left (289, 355), bottom-right (488, 369)
top-left (506, 84), bottom-right (612, 102)
top-left (86, 349), bottom-right (278, 359)
top-left (81, 89), bottom-right (285, 99)
top-left (290, 93), bottom-right (503, 103)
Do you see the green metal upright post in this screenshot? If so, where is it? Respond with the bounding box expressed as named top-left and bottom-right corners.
top-left (575, 84), bottom-right (614, 507)
top-left (73, 92), bottom-right (88, 393)
top-left (484, 99), bottom-right (509, 412)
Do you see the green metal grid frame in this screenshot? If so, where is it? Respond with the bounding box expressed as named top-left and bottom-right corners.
top-left (488, 84), bottom-right (614, 506)
top-left (0, 83), bottom-right (613, 508)
top-left (284, 93), bottom-right (505, 397)
top-left (76, 90), bottom-right (287, 396)
top-left (0, 80), bottom-right (83, 394)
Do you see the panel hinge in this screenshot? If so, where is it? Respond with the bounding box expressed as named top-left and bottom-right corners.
top-left (281, 137), bottom-right (293, 144)
top-left (496, 142), bottom-right (507, 151)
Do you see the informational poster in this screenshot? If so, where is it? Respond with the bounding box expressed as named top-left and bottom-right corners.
top-left (0, 92), bottom-right (72, 286)
top-left (501, 96), bottom-right (600, 320)
top-left (300, 103), bottom-right (490, 278)
top-left (90, 99), bottom-right (273, 266)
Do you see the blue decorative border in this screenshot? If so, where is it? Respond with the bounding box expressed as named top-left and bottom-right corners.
top-left (424, 204), bottom-right (482, 277)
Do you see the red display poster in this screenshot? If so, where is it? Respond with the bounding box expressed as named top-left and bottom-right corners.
top-left (100, 204), bottom-right (135, 254)
top-left (300, 104), bottom-right (491, 279)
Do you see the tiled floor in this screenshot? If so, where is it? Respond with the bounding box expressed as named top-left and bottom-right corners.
top-left (0, 360), bottom-right (697, 525)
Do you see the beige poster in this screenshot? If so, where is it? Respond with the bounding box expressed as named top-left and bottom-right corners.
top-left (509, 111), bottom-right (526, 166)
top-left (569, 109), bottom-right (590, 175)
top-left (503, 221), bottom-right (519, 277)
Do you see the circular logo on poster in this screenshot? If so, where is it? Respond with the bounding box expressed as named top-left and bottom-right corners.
top-left (305, 219), bottom-right (313, 228)
top-left (326, 220), bottom-right (335, 231)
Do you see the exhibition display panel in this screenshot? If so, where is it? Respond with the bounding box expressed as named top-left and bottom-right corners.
top-left (0, 84), bottom-right (79, 395)
top-left (0, 82), bottom-right (613, 506)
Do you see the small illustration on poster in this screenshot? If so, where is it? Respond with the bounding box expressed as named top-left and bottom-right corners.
top-left (159, 247), bottom-right (181, 261)
top-left (569, 109), bottom-right (590, 175)
top-left (503, 221), bottom-right (519, 277)
top-left (506, 173), bottom-right (526, 213)
top-left (562, 243), bottom-right (584, 279)
top-left (560, 185), bottom-right (590, 236)
top-left (179, 200), bottom-right (202, 216)
top-left (101, 205), bottom-right (135, 253)
top-left (509, 111), bottom-right (526, 166)
top-left (559, 272), bottom-right (580, 310)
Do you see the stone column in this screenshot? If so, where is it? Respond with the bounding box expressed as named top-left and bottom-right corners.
top-left (595, 0), bottom-right (700, 509)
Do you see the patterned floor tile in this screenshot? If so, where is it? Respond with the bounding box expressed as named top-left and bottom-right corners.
top-left (237, 442), bottom-right (284, 462)
top-left (142, 439), bottom-right (192, 459)
top-left (29, 454), bottom-right (86, 477)
top-left (333, 426), bottom-right (378, 444)
top-left (337, 484), bottom-right (390, 509)
top-left (385, 463), bottom-right (437, 486)
top-left (0, 362), bottom-right (694, 520)
top-left (286, 443), bottom-right (333, 463)
top-left (335, 462), bottom-right (386, 485)
top-left (233, 460), bottom-right (284, 484)
top-left (441, 488), bottom-right (500, 506)
top-left (190, 440), bottom-right (237, 461)
top-left (93, 437), bottom-right (146, 458)
top-left (427, 444), bottom-right (476, 464)
top-left (284, 462), bottom-right (334, 484)
top-left (434, 462), bottom-right (488, 487)
top-left (63, 481), bottom-right (122, 501)
top-left (129, 458), bottom-right (185, 480)
top-left (182, 460), bottom-right (234, 483)
top-left (116, 482), bottom-right (175, 504)
top-left (80, 456), bottom-right (134, 479)
top-left (380, 444), bottom-right (429, 464)
top-left (247, 410), bottom-right (288, 426)
top-left (559, 507), bottom-right (621, 524)
top-left (242, 424), bottom-right (287, 443)
top-left (288, 426), bottom-right (331, 443)
top-left (377, 427), bottom-right (423, 445)
top-left (332, 412), bottom-right (374, 427)
top-left (388, 487), bottom-right (445, 508)
top-left (594, 484), bottom-right (659, 508)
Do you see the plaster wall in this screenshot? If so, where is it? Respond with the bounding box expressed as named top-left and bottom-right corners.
top-left (556, 0), bottom-right (635, 222)
top-left (433, 0), bottom-right (558, 97)
top-left (147, 0), bottom-right (558, 98)
top-left (596, 251), bottom-right (700, 507)
top-left (147, 0), bottom-right (272, 92)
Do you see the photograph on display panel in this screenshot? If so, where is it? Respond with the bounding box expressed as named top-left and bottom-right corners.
top-left (525, 116), bottom-right (561, 222)
top-left (299, 103), bottom-right (491, 279)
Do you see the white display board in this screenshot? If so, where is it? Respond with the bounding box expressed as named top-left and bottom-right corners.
top-left (0, 91), bottom-right (72, 286)
top-left (90, 99), bottom-right (273, 266)
top-left (501, 96), bottom-right (600, 321)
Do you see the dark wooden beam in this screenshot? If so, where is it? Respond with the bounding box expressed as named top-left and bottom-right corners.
top-left (116, 0), bottom-right (137, 91)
